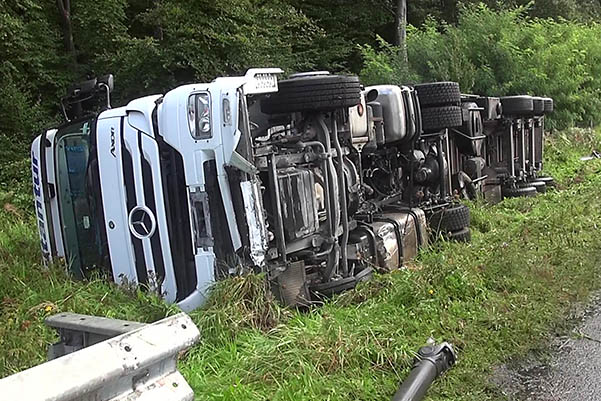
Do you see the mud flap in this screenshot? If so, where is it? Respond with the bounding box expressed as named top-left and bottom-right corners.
top-left (270, 261), bottom-right (310, 307)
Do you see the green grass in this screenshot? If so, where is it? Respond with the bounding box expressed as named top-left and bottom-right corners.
top-left (2, 128), bottom-right (601, 400)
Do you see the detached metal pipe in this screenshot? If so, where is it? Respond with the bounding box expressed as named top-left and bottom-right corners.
top-left (391, 342), bottom-right (457, 401)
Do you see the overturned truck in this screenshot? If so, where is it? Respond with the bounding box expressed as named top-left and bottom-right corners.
top-left (31, 71), bottom-right (552, 310)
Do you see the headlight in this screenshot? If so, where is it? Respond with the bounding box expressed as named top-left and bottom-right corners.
top-left (187, 93), bottom-right (211, 140)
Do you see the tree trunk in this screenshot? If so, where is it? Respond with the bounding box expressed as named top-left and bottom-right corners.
top-left (56, 0), bottom-right (75, 54)
top-left (153, 0), bottom-right (164, 41)
top-left (394, 0), bottom-right (408, 65)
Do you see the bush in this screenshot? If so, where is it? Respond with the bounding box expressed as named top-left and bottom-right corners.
top-left (360, 3), bottom-right (601, 129)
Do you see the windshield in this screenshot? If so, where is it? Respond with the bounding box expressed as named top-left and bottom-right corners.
top-left (55, 119), bottom-right (104, 278)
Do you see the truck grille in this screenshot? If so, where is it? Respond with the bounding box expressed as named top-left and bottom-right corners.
top-left (154, 128), bottom-right (197, 301)
top-left (120, 121), bottom-right (148, 286)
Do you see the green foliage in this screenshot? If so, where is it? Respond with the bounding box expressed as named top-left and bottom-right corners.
top-left (408, 0), bottom-right (601, 26)
top-left (360, 4), bottom-right (601, 129)
top-left (4, 0), bottom-right (601, 189)
top-left (358, 36), bottom-right (417, 87)
top-left (0, 0), bottom-right (72, 198)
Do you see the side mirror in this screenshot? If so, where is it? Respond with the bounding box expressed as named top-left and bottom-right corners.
top-left (68, 78), bottom-right (98, 98)
top-left (97, 74), bottom-right (114, 92)
top-left (61, 74), bottom-right (115, 121)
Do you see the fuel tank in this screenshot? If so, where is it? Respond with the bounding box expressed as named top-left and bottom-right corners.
top-left (349, 209), bottom-right (428, 271)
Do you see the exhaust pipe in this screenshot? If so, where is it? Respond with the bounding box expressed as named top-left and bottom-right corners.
top-left (391, 341), bottom-right (457, 401)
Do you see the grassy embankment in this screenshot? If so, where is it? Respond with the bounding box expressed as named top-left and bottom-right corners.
top-left (1, 129), bottom-right (601, 400)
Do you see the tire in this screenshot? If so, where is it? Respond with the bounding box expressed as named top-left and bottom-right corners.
top-left (502, 185), bottom-right (537, 198)
top-left (414, 82), bottom-right (461, 107)
top-left (536, 175), bottom-right (555, 187)
top-left (447, 227), bottom-right (471, 243)
top-left (521, 180), bottom-right (546, 193)
top-left (543, 98), bottom-right (554, 114)
top-left (430, 204), bottom-right (471, 233)
top-left (261, 74), bottom-right (361, 114)
top-left (421, 106), bottom-right (463, 133)
top-left (501, 96), bottom-right (534, 116)
top-left (532, 97), bottom-right (545, 115)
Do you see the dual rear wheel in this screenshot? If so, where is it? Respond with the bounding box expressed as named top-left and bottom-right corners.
top-left (414, 82), bottom-right (463, 133)
top-left (502, 176), bottom-right (555, 198)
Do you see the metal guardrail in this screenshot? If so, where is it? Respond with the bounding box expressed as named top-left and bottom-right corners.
top-left (0, 313), bottom-right (200, 401)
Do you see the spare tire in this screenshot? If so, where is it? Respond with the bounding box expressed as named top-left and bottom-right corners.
top-left (543, 98), bottom-right (554, 114)
top-left (414, 82), bottom-right (461, 107)
top-left (501, 96), bottom-right (534, 116)
top-left (429, 204), bottom-right (471, 233)
top-left (261, 74), bottom-right (361, 114)
top-left (502, 185), bottom-right (537, 198)
top-left (421, 106), bottom-right (463, 133)
top-left (532, 97), bottom-right (545, 115)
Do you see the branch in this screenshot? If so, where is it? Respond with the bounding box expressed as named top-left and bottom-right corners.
top-left (375, 0), bottom-right (397, 17)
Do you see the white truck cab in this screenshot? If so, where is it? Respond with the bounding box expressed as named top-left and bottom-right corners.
top-left (32, 69), bottom-right (282, 311)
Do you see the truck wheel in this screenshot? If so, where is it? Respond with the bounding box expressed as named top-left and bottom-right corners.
top-left (414, 82), bottom-right (461, 107)
top-left (447, 227), bottom-right (471, 243)
top-left (261, 74), bottom-right (361, 114)
top-left (500, 96), bottom-right (534, 116)
top-left (421, 106), bottom-right (463, 133)
top-left (502, 185), bottom-right (537, 198)
top-left (543, 98), bottom-right (554, 114)
top-left (521, 180), bottom-right (546, 193)
top-left (429, 204), bottom-right (470, 233)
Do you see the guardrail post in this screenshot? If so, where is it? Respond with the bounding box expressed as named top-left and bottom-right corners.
top-left (45, 312), bottom-right (148, 360)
